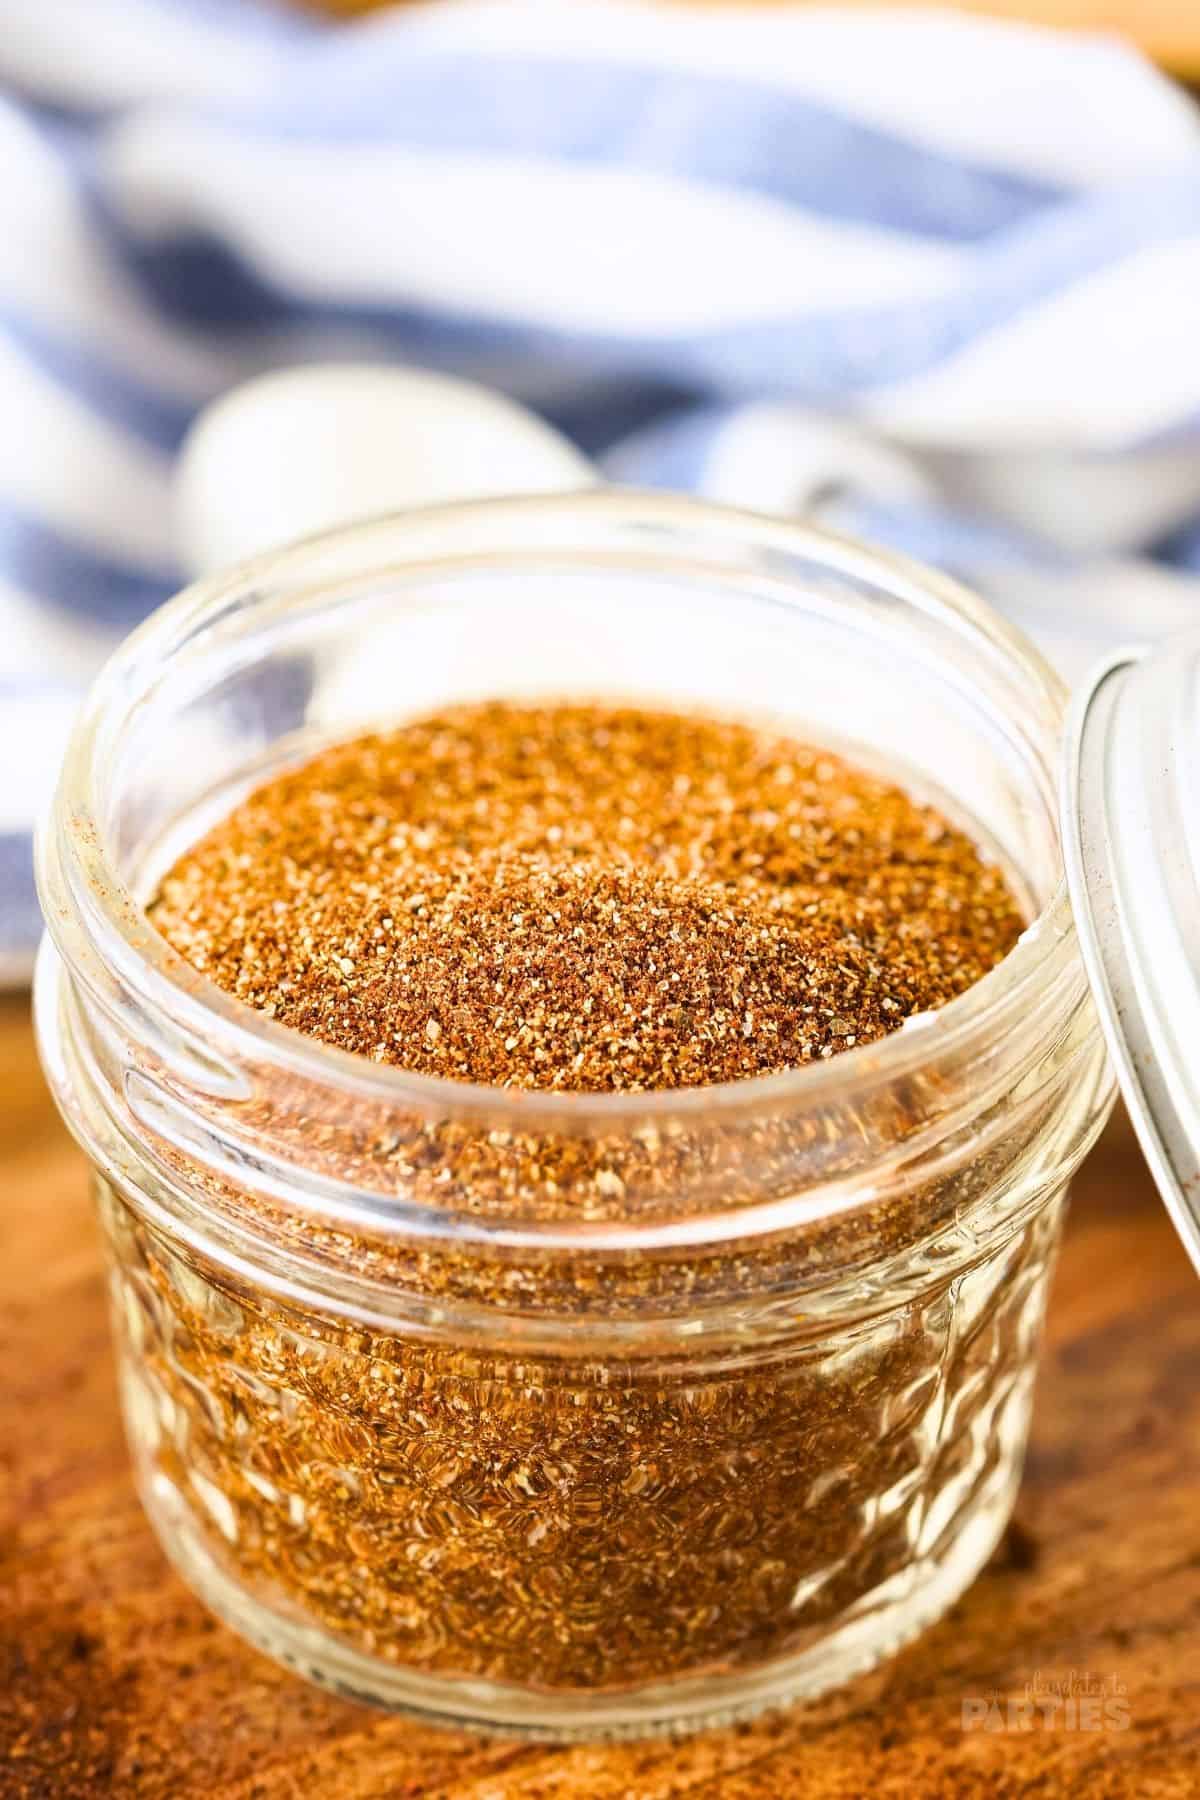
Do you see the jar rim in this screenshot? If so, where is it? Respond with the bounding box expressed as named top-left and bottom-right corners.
top-left (38, 487), bottom-right (1084, 1136)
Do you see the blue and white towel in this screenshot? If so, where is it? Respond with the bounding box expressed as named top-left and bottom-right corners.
top-left (4, 0), bottom-right (1200, 980)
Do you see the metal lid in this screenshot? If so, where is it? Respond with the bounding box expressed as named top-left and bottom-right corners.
top-left (1061, 627), bottom-right (1200, 1278)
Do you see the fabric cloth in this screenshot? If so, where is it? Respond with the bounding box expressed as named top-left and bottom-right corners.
top-left (4, 0), bottom-right (1200, 979)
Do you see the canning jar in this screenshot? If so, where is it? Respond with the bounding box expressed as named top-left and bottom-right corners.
top-left (35, 492), bottom-right (1113, 1739)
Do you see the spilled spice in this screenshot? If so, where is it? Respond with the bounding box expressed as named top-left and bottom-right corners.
top-left (99, 701), bottom-right (1061, 1725)
top-left (150, 703), bottom-right (1024, 1087)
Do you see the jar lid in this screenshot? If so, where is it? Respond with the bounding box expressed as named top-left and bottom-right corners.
top-left (1060, 628), bottom-right (1200, 1278)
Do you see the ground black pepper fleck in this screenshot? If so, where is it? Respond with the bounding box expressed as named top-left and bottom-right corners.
top-left (103, 702), bottom-right (1062, 1719)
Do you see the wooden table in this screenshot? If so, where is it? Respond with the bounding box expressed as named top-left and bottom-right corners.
top-left (3, 990), bottom-right (1199, 1796)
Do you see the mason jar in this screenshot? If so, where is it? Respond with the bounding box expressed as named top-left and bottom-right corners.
top-left (34, 492), bottom-right (1113, 1739)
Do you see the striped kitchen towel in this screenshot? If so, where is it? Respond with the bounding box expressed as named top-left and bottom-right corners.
top-left (3, 0), bottom-right (1200, 979)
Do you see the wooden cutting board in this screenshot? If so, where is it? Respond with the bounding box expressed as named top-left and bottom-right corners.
top-left (309, 0), bottom-right (1200, 78)
top-left (4, 988), bottom-right (1200, 1798)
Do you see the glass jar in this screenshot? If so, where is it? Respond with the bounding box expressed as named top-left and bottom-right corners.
top-left (35, 492), bottom-right (1113, 1739)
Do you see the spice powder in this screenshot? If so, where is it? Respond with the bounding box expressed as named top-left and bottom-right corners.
top-left (150, 703), bottom-right (1024, 1086)
top-left (106, 701), bottom-right (1056, 1710)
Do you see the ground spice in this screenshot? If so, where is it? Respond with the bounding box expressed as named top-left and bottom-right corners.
top-left (102, 702), bottom-right (1057, 1723)
top-left (149, 703), bottom-right (1024, 1087)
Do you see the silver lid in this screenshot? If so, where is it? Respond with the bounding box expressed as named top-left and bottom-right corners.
top-left (1061, 628), bottom-right (1200, 1278)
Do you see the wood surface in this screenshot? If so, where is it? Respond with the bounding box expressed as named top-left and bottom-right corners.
top-left (309, 0), bottom-right (1200, 78)
top-left (2, 988), bottom-right (1199, 1797)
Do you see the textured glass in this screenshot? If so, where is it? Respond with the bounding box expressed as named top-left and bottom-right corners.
top-left (36, 496), bottom-right (1113, 1735)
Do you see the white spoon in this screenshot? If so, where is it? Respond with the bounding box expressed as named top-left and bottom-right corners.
top-left (175, 363), bottom-right (595, 576)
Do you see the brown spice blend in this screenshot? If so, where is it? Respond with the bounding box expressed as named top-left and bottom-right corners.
top-left (149, 702), bottom-right (1024, 1088)
top-left (104, 702), bottom-right (1057, 1711)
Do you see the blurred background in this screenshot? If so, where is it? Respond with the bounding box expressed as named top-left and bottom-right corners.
top-left (3, 0), bottom-right (1200, 980)
top-left (313, 0), bottom-right (1200, 78)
